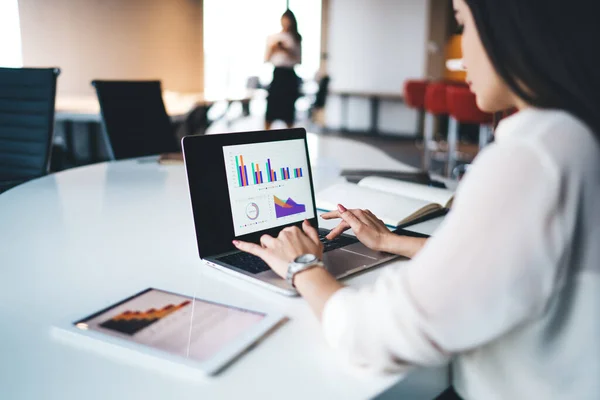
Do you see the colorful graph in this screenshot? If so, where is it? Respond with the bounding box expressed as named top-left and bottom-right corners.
top-left (274, 196), bottom-right (306, 218)
top-left (100, 300), bottom-right (191, 335)
top-left (235, 155), bottom-right (303, 187)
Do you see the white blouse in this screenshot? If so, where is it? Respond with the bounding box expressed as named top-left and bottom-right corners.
top-left (321, 109), bottom-right (600, 399)
top-left (265, 32), bottom-right (301, 68)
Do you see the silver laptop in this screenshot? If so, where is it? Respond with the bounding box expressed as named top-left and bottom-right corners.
top-left (182, 128), bottom-right (399, 296)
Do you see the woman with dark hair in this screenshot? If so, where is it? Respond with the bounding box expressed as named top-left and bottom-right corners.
top-left (264, 9), bottom-right (302, 130)
top-left (236, 0), bottom-right (599, 398)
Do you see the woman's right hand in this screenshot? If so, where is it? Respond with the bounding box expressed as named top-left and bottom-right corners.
top-left (321, 204), bottom-right (395, 252)
top-left (271, 41), bottom-right (285, 52)
top-left (321, 204), bottom-right (428, 258)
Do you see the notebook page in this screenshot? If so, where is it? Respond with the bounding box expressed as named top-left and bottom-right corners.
top-left (316, 182), bottom-right (434, 226)
top-left (358, 176), bottom-right (454, 208)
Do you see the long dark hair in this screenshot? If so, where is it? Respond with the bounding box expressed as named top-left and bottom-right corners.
top-left (464, 0), bottom-right (599, 139)
top-left (282, 9), bottom-right (302, 43)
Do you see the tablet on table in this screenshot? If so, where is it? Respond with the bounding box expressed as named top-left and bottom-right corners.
top-left (52, 288), bottom-right (287, 376)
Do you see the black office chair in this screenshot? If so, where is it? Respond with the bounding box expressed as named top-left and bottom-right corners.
top-left (0, 67), bottom-right (60, 194)
top-left (92, 80), bottom-right (180, 160)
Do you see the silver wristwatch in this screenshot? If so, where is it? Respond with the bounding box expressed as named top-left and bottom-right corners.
top-left (286, 254), bottom-right (325, 288)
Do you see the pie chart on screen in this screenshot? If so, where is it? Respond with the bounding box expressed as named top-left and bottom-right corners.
top-left (245, 202), bottom-right (260, 220)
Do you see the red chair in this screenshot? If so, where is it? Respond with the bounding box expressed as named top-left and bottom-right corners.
top-left (446, 85), bottom-right (494, 177)
top-left (403, 79), bottom-right (429, 138)
top-left (422, 81), bottom-right (450, 171)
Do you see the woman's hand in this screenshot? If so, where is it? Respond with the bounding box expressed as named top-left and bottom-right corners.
top-left (270, 41), bottom-right (287, 52)
top-left (321, 204), bottom-right (428, 258)
top-left (235, 220), bottom-right (342, 319)
top-left (233, 220), bottom-right (324, 279)
top-left (321, 204), bottom-right (395, 252)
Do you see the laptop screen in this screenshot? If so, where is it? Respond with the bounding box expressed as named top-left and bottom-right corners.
top-left (222, 139), bottom-right (316, 236)
top-left (182, 128), bottom-right (319, 259)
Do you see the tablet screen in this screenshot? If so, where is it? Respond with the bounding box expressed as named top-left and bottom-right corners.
top-left (74, 289), bottom-right (266, 363)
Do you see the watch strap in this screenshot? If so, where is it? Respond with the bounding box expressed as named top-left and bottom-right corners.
top-left (286, 261), bottom-right (324, 288)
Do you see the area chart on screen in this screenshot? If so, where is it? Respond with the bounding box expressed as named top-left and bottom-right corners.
top-left (274, 196), bottom-right (306, 218)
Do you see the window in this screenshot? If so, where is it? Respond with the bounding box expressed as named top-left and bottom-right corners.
top-left (204, 0), bottom-right (321, 96)
top-left (0, 0), bottom-right (23, 67)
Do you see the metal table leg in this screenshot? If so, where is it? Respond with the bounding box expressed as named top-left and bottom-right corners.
top-left (63, 120), bottom-right (76, 166)
top-left (241, 99), bottom-right (251, 117)
top-left (416, 109), bottom-right (425, 139)
top-left (447, 116), bottom-right (459, 177)
top-left (423, 112), bottom-right (435, 171)
top-left (340, 94), bottom-right (349, 132)
top-left (88, 122), bottom-right (99, 163)
top-left (370, 96), bottom-right (380, 135)
top-left (478, 124), bottom-right (493, 150)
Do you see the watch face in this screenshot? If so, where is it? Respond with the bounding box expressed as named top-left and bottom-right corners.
top-left (295, 254), bottom-right (318, 264)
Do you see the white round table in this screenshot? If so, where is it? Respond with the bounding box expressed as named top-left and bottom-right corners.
top-left (0, 134), bottom-right (448, 399)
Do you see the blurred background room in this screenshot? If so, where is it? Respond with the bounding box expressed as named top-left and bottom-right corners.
top-left (0, 2), bottom-right (518, 399)
top-left (0, 0), bottom-right (485, 182)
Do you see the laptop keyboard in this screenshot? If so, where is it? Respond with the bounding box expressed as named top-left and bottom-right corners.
top-left (216, 252), bottom-right (271, 274)
top-left (317, 228), bottom-right (359, 252)
top-left (215, 229), bottom-right (359, 275)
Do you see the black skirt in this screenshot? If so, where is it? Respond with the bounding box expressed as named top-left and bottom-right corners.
top-left (266, 67), bottom-right (300, 123)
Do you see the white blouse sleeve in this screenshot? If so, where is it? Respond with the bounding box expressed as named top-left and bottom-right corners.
top-left (321, 140), bottom-right (564, 372)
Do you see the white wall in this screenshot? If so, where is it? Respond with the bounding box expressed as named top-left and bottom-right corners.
top-left (18, 0), bottom-right (204, 96)
top-left (0, 0), bottom-right (22, 67)
top-left (325, 0), bottom-right (430, 136)
top-left (203, 0), bottom-right (322, 96)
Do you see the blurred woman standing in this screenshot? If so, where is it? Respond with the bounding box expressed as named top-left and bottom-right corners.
top-left (264, 9), bottom-right (302, 130)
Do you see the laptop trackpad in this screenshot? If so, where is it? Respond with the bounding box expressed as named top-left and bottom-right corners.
top-left (323, 243), bottom-right (387, 278)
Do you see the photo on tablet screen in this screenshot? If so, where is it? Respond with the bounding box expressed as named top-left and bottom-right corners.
top-left (74, 289), bottom-right (267, 363)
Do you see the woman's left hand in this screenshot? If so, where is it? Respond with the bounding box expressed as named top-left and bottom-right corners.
top-left (233, 220), bottom-right (324, 279)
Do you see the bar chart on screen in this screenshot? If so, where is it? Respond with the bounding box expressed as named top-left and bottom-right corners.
top-left (223, 139), bottom-right (310, 191)
top-left (233, 154), bottom-right (304, 188)
top-left (100, 300), bottom-right (191, 336)
top-left (223, 139), bottom-right (316, 236)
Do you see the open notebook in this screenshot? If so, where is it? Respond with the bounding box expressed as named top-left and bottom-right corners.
top-left (316, 177), bottom-right (454, 228)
